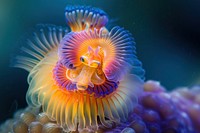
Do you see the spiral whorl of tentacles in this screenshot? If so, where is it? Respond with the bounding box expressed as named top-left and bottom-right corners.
top-left (9, 5), bottom-right (145, 132)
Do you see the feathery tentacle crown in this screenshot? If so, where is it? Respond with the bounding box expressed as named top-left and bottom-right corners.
top-left (13, 6), bottom-right (145, 132)
top-left (65, 6), bottom-right (108, 31)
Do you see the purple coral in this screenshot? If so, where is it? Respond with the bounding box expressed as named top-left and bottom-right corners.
top-left (99, 81), bottom-right (199, 133)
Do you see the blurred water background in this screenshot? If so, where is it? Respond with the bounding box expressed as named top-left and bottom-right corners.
top-left (0, 0), bottom-right (200, 124)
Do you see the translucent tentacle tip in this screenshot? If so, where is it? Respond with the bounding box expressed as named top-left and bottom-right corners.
top-left (65, 5), bottom-right (109, 31)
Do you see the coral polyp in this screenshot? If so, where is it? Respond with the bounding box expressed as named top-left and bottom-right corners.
top-left (6, 5), bottom-right (144, 132)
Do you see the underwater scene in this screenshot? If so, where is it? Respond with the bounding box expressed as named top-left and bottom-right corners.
top-left (0, 0), bottom-right (200, 133)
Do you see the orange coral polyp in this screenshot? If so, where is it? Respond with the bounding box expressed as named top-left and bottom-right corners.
top-left (77, 38), bottom-right (116, 73)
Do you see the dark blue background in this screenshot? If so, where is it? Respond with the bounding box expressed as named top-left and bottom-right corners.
top-left (0, 0), bottom-right (200, 123)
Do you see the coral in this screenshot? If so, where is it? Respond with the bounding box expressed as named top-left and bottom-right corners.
top-left (0, 5), bottom-right (200, 133)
